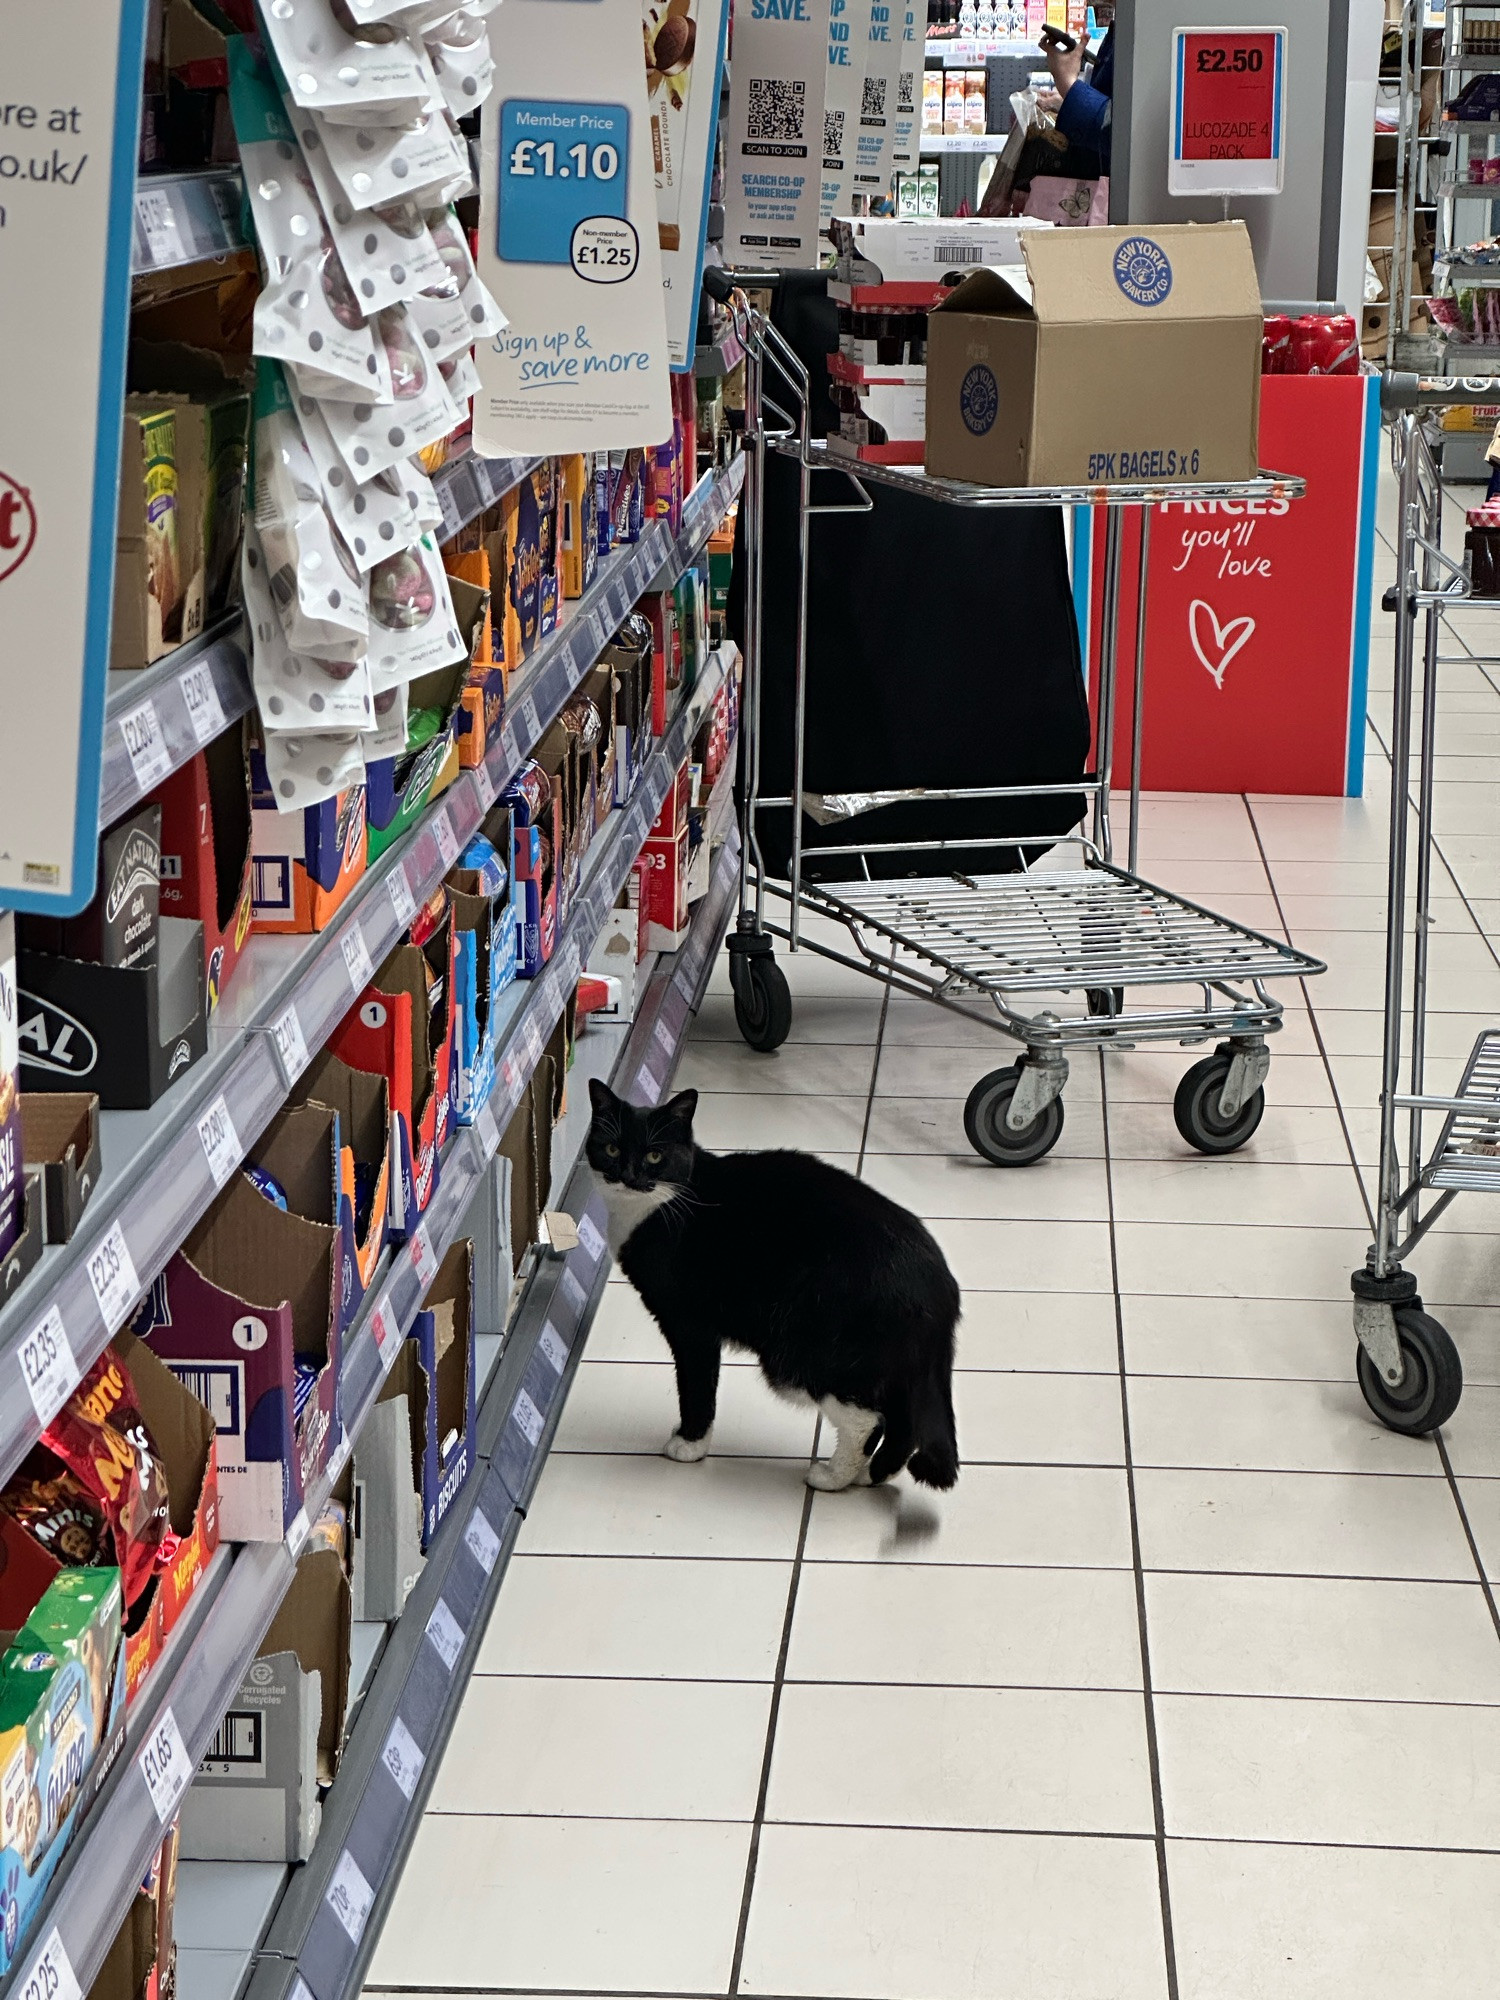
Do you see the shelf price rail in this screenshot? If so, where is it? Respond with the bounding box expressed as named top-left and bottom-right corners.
top-left (2, 650), bottom-right (740, 2000)
top-left (0, 454), bottom-right (744, 1496)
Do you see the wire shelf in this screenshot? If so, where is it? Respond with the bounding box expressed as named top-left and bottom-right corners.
top-left (803, 867), bottom-right (1322, 996)
top-left (1427, 1029), bottom-right (1500, 1189)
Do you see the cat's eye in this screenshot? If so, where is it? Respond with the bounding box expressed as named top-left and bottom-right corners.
top-left (605, 1143), bottom-right (619, 1157)
top-left (645, 1149), bottom-right (662, 1165)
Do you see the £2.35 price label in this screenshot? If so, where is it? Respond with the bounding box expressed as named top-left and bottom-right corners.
top-left (87, 1221), bottom-right (141, 1335)
top-left (497, 100), bottom-right (635, 283)
top-left (19, 1307), bottom-right (79, 1427)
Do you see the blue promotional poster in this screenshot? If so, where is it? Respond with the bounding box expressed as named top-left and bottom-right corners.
top-left (819, 0), bottom-right (904, 223)
top-left (722, 0), bottom-right (832, 267)
top-left (645, 0), bottom-right (731, 366)
top-left (477, 0), bottom-right (673, 452)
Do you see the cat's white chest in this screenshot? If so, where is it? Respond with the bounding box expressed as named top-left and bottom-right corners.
top-left (599, 1180), bottom-right (679, 1254)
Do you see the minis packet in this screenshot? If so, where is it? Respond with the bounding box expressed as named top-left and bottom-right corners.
top-left (253, 377), bottom-right (371, 660)
top-left (256, 0), bottom-right (436, 127)
top-left (294, 391), bottom-right (431, 566)
top-left (316, 306), bottom-right (461, 481)
top-left (301, 100), bottom-right (469, 214)
top-left (292, 112), bottom-right (449, 311)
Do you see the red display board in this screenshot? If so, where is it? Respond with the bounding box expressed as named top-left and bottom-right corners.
top-left (1170, 26), bottom-right (1286, 196)
top-left (1078, 372), bottom-right (1379, 798)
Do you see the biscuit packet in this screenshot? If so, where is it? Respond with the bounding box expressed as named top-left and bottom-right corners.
top-left (253, 368), bottom-right (371, 660)
top-left (302, 100), bottom-right (469, 214)
top-left (230, 39), bottom-right (388, 396)
top-left (423, 10), bottom-right (495, 115)
top-left (43, 1349), bottom-right (172, 1608)
top-left (257, 0), bottom-right (436, 128)
top-left (261, 724), bottom-right (369, 809)
top-left (316, 306), bottom-right (462, 482)
top-left (294, 391), bottom-right (431, 567)
top-left (292, 108), bottom-right (450, 313)
top-left (366, 534), bottom-right (470, 690)
top-left (244, 522), bottom-right (377, 732)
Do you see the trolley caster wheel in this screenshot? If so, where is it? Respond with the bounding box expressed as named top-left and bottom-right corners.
top-left (963, 1063), bottom-right (1065, 1167)
top-left (1356, 1309), bottom-right (1463, 1436)
top-left (1173, 1052), bottom-right (1265, 1155)
top-left (1087, 987), bottom-right (1125, 1021)
top-left (730, 951), bottom-right (792, 1053)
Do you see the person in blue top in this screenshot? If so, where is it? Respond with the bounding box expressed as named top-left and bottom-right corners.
top-left (1040, 20), bottom-right (1115, 177)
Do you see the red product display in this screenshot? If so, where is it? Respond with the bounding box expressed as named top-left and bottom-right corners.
top-left (1272, 313), bottom-right (1360, 377)
top-left (43, 1350), bottom-right (173, 1606)
top-left (1082, 372), bottom-right (1378, 796)
top-left (1261, 313), bottom-right (1291, 374)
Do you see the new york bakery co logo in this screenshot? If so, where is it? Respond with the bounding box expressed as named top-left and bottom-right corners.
top-left (1113, 237), bottom-right (1173, 307)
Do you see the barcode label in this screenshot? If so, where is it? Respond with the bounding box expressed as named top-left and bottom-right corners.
top-left (465, 1508), bottom-right (501, 1573)
top-left (341, 924), bottom-right (374, 994)
top-left (382, 1717), bottom-right (425, 1800)
top-left (427, 1598), bottom-right (464, 1671)
top-left (937, 243), bottom-right (985, 264)
top-left (327, 1851), bottom-right (374, 1944)
top-left (513, 1388), bottom-right (544, 1447)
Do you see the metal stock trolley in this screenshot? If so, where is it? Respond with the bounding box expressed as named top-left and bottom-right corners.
top-left (1351, 372), bottom-right (1500, 1434)
top-left (706, 267), bottom-right (1325, 1166)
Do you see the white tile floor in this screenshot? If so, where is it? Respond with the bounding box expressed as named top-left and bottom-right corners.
top-left (365, 473), bottom-right (1500, 1999)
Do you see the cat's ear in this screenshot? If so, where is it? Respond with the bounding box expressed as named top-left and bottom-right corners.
top-left (588, 1078), bottom-right (617, 1117)
top-left (658, 1088), bottom-right (698, 1132)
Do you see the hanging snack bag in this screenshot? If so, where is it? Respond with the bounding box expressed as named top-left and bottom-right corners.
top-left (316, 306), bottom-right (462, 482)
top-left (301, 101), bottom-right (469, 215)
top-left (294, 392), bottom-right (431, 568)
top-left (261, 725), bottom-right (369, 809)
top-left (366, 534), bottom-right (469, 689)
top-left (42, 1351), bottom-right (172, 1608)
top-left (424, 9), bottom-right (495, 114)
top-left (253, 373), bottom-right (371, 661)
top-left (439, 345), bottom-right (481, 406)
top-left (230, 40), bottom-right (388, 398)
top-left (244, 523), bottom-right (377, 732)
top-left (293, 117), bottom-right (450, 314)
top-left (406, 207), bottom-right (506, 361)
top-left (369, 681), bottom-right (411, 758)
top-left (256, 0), bottom-right (436, 127)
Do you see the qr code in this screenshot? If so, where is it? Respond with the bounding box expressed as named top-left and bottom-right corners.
top-left (747, 76), bottom-right (806, 142)
top-left (897, 69), bottom-right (916, 115)
top-left (824, 108), bottom-right (845, 160)
top-left (861, 76), bottom-right (887, 119)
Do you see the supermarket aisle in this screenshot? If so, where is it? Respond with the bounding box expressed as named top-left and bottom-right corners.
top-left (365, 496), bottom-right (1500, 1999)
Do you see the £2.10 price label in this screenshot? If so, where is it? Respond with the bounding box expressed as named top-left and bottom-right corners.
top-left (496, 100), bottom-right (636, 283)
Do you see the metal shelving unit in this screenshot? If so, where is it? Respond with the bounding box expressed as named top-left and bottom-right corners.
top-left (2, 608), bottom-right (741, 2000)
top-left (0, 455), bottom-right (744, 1499)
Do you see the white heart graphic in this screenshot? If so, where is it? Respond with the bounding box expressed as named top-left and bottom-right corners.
top-left (1188, 599), bottom-right (1255, 691)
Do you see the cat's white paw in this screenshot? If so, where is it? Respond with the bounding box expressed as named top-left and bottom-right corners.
top-left (663, 1430), bottom-right (710, 1462)
top-left (805, 1460), bottom-right (856, 1491)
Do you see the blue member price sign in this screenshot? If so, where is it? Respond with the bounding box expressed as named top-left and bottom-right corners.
top-left (499, 100), bottom-right (632, 273)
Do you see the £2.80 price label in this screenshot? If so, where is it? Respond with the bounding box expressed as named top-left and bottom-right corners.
top-left (497, 100), bottom-right (637, 283)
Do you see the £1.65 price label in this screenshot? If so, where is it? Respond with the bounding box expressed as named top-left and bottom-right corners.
top-left (140, 1706), bottom-right (193, 1821)
top-left (497, 100), bottom-right (634, 283)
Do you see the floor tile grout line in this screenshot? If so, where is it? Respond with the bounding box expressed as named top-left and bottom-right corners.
top-left (1097, 1047), bottom-right (1180, 2000)
top-left (856, 945), bottom-right (898, 1177)
top-left (726, 1468), bottom-right (818, 1996)
top-left (1242, 797), bottom-right (1378, 1236)
top-left (1434, 1429), bottom-right (1500, 1649)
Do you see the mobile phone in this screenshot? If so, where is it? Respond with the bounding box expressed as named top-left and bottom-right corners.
top-left (1039, 23), bottom-right (1077, 50)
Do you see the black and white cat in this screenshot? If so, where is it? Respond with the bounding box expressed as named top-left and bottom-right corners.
top-left (585, 1080), bottom-right (960, 1491)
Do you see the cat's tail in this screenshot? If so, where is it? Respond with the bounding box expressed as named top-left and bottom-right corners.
top-left (906, 1361), bottom-right (959, 1491)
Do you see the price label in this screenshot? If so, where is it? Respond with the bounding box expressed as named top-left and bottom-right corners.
top-left (523, 1017), bottom-right (545, 1070)
top-left (498, 1052), bottom-right (522, 1107)
top-left (389, 866), bottom-right (417, 931)
top-left (653, 1017), bottom-right (675, 1059)
top-left (577, 1213), bottom-right (605, 1264)
top-left (16, 1932), bottom-right (81, 2000)
top-left (465, 1508), bottom-right (501, 1574)
top-left (18, 1308), bottom-right (79, 1427)
top-left (538, 1323), bottom-right (567, 1375)
top-left (341, 924), bottom-right (374, 995)
top-left (382, 1716), bottom-right (425, 1800)
top-left (371, 1296), bottom-right (400, 1369)
top-left (411, 1221), bottom-right (439, 1289)
top-left (475, 1100), bottom-right (500, 1161)
top-left (120, 699), bottom-right (173, 794)
top-left (475, 760), bottom-right (497, 811)
top-left (515, 694), bottom-right (539, 745)
top-left (327, 1851), bottom-right (374, 1944)
top-left (287, 1505), bottom-right (310, 1558)
top-left (436, 472), bottom-right (463, 541)
top-left (271, 1003), bottom-right (311, 1086)
top-left (513, 1387), bottom-right (544, 1448)
top-left (139, 1707), bottom-right (193, 1822)
top-left (434, 807), bottom-right (460, 872)
top-left (499, 100), bottom-right (630, 269)
top-left (328, 1429), bottom-right (351, 1480)
top-left (559, 1266), bottom-right (587, 1317)
top-left (196, 1093), bottom-right (242, 1189)
top-left (560, 939), bottom-right (581, 988)
top-left (1170, 27), bottom-right (1286, 197)
top-left (499, 717), bottom-right (521, 770)
top-left (472, 458), bottom-right (498, 508)
top-left (636, 1062), bottom-right (659, 1101)
top-left (135, 185), bottom-right (186, 268)
top-left (179, 660), bottom-right (228, 747)
top-left (426, 1598), bottom-right (464, 1672)
top-left (87, 1221), bottom-right (140, 1335)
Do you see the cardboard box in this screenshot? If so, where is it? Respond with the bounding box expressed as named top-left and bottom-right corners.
top-left (827, 355), bottom-right (927, 465)
top-left (350, 1359), bottom-right (425, 1623)
top-left (249, 761), bottom-right (367, 935)
top-left (561, 452), bottom-right (598, 598)
top-left (924, 223), bottom-right (1264, 489)
top-left (88, 1894), bottom-right (157, 2000)
top-left (582, 661), bottom-right (618, 830)
top-left (496, 463), bottom-right (562, 678)
top-left (494, 776), bottom-right (559, 979)
top-left (410, 1238), bottom-right (475, 1548)
top-left (446, 867), bottom-right (512, 1124)
top-left (24, 804), bottom-right (163, 973)
top-left (587, 885), bottom-right (647, 1018)
top-left (641, 826), bottom-right (690, 950)
top-left (0, 1176), bottom-right (44, 1306)
top-left (0, 1568), bottom-right (128, 1976)
top-left (829, 214), bottom-right (1055, 305)
top-left (20, 1092), bottom-right (101, 1244)
top-left (289, 1050), bottom-right (391, 1327)
top-left (651, 761), bottom-right (691, 841)
top-left (331, 936), bottom-right (453, 1236)
top-left (111, 401), bottom-right (184, 671)
top-left (181, 1545), bottom-right (349, 1862)
top-left (602, 617), bottom-right (654, 802)
top-left (152, 724), bottom-right (254, 1010)
top-left (17, 916), bottom-right (208, 1111)
top-left (365, 658), bottom-right (465, 866)
top-left (136, 1173), bottom-right (340, 1542)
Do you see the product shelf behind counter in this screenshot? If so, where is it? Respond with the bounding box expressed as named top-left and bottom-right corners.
top-left (0, 460), bottom-right (748, 2000)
